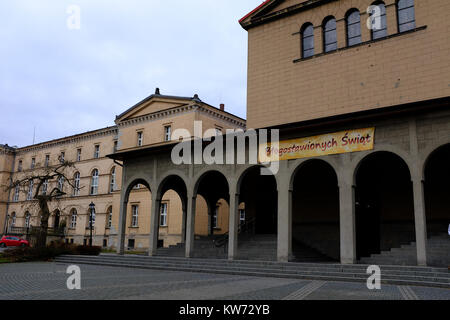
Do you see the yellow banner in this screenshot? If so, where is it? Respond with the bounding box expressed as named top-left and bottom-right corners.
top-left (259, 127), bottom-right (375, 162)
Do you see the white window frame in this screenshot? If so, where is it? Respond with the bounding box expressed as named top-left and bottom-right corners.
top-left (27, 180), bottom-right (34, 200)
top-left (90, 169), bottom-right (99, 195)
top-left (109, 167), bottom-right (116, 193)
top-left (77, 149), bottom-right (82, 162)
top-left (131, 205), bottom-right (139, 227)
top-left (45, 155), bottom-right (50, 167)
top-left (42, 179), bottom-right (48, 195)
top-left (89, 208), bottom-right (96, 228)
top-left (137, 132), bottom-right (143, 146)
top-left (13, 185), bottom-right (19, 202)
top-left (11, 213), bottom-right (16, 227)
top-left (60, 152), bottom-right (65, 163)
top-left (70, 210), bottom-right (77, 229)
top-left (107, 207), bottom-right (112, 228)
top-left (25, 213), bottom-right (31, 228)
top-left (73, 172), bottom-right (81, 196)
top-left (94, 145), bottom-right (100, 159)
top-left (164, 126), bottom-right (172, 142)
top-left (58, 176), bottom-right (64, 192)
top-left (160, 203), bottom-right (168, 227)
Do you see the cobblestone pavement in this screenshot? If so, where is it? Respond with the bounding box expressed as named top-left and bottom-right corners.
top-left (0, 262), bottom-right (448, 300)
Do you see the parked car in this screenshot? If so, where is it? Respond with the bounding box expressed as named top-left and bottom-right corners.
top-left (0, 236), bottom-right (29, 248)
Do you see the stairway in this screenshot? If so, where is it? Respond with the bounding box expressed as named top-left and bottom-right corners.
top-left (236, 234), bottom-right (277, 261)
top-left (156, 236), bottom-right (227, 259)
top-left (55, 254), bottom-right (450, 288)
top-left (291, 239), bottom-right (336, 263)
top-left (359, 233), bottom-right (450, 267)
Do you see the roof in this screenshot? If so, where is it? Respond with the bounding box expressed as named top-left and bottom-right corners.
top-left (115, 88), bottom-right (202, 121)
top-left (239, 0), bottom-right (335, 30)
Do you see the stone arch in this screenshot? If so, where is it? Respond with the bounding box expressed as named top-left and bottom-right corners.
top-left (420, 138), bottom-right (450, 180)
top-left (353, 150), bottom-right (416, 263)
top-left (290, 158), bottom-right (340, 262)
top-left (350, 144), bottom-right (413, 185)
top-left (288, 157), bottom-right (340, 190)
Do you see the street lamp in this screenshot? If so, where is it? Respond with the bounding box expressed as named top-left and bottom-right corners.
top-left (88, 202), bottom-right (95, 247)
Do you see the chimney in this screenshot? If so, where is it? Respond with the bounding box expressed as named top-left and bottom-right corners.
top-left (220, 104), bottom-right (225, 111)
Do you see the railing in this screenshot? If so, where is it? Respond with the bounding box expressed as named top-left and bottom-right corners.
top-left (5, 226), bottom-right (66, 238)
top-left (213, 217), bottom-right (257, 250)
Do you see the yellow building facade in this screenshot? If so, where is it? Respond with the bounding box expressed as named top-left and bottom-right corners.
top-left (0, 90), bottom-right (246, 250)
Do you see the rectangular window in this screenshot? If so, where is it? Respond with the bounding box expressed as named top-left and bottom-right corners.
top-left (103, 239), bottom-right (108, 248)
top-left (45, 155), bottom-right (50, 167)
top-left (31, 158), bottom-right (35, 169)
top-left (137, 132), bottom-right (143, 146)
top-left (131, 205), bottom-right (139, 227)
top-left (60, 152), bottom-right (65, 163)
top-left (113, 141), bottom-right (118, 153)
top-left (18, 160), bottom-right (22, 172)
top-left (127, 239), bottom-right (135, 249)
top-left (164, 126), bottom-right (172, 142)
top-left (77, 149), bottom-right (82, 162)
top-left (160, 203), bottom-right (168, 227)
top-left (94, 145), bottom-right (100, 159)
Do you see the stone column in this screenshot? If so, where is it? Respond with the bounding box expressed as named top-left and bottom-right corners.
top-left (228, 183), bottom-right (239, 260)
top-left (181, 200), bottom-right (187, 244)
top-left (412, 176), bottom-right (428, 266)
top-left (185, 191), bottom-right (196, 258)
top-left (117, 199), bottom-right (128, 255)
top-left (148, 194), bottom-right (160, 256)
top-left (277, 164), bottom-right (292, 262)
top-left (339, 181), bottom-right (357, 264)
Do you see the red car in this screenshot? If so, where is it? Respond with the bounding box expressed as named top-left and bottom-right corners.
top-left (0, 236), bottom-right (29, 248)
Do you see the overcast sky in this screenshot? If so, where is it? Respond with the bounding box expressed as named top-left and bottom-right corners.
top-left (0, 0), bottom-right (262, 147)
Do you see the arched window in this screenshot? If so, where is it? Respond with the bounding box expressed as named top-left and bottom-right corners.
top-left (346, 9), bottom-right (361, 46)
top-left (70, 209), bottom-right (77, 229)
top-left (323, 17), bottom-right (337, 53)
top-left (370, 1), bottom-right (387, 40)
top-left (73, 172), bottom-right (81, 196)
top-left (25, 212), bottom-right (31, 228)
top-left (42, 179), bottom-right (48, 195)
top-left (301, 23), bottom-right (314, 58)
top-left (13, 185), bottom-right (19, 202)
top-left (11, 212), bottom-right (16, 227)
top-left (109, 167), bottom-right (116, 193)
top-left (107, 206), bottom-right (113, 229)
top-left (27, 180), bottom-right (34, 200)
top-left (90, 169), bottom-right (99, 195)
top-left (397, 0), bottom-right (415, 32)
top-left (57, 176), bottom-right (64, 192)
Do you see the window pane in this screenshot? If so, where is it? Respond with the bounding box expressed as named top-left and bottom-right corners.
top-left (324, 18), bottom-right (337, 52)
top-left (302, 24), bottom-right (314, 58)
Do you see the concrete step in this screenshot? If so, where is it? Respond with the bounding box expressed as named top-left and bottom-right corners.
top-left (55, 255), bottom-right (450, 288)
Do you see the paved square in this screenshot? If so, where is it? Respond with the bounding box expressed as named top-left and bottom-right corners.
top-left (0, 262), bottom-right (448, 300)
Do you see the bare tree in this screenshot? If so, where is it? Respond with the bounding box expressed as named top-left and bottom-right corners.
top-left (4, 157), bottom-right (80, 248)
